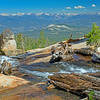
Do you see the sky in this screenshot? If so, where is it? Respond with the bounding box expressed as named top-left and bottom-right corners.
top-left (0, 0), bottom-right (99, 14)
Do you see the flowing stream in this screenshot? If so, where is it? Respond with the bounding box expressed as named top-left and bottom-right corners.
top-left (0, 56), bottom-right (19, 67)
top-left (19, 62), bottom-right (99, 80)
top-left (0, 54), bottom-right (100, 100)
top-left (0, 56), bottom-right (99, 80)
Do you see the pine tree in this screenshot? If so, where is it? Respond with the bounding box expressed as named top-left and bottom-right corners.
top-left (86, 23), bottom-right (100, 47)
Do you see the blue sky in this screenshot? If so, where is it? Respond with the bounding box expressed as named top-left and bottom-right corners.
top-left (0, 0), bottom-right (99, 14)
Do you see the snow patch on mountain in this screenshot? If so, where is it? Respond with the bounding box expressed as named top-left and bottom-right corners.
top-left (47, 24), bottom-right (72, 31)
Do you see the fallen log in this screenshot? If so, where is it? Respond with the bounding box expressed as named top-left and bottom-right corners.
top-left (75, 74), bottom-right (100, 88)
top-left (48, 73), bottom-right (100, 99)
top-left (74, 49), bottom-right (93, 56)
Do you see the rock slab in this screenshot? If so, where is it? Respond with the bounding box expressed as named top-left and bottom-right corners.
top-left (0, 29), bottom-right (17, 56)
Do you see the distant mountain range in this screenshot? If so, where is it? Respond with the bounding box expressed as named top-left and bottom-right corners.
top-left (23, 24), bottom-right (90, 42)
top-left (0, 13), bottom-right (100, 33)
top-left (0, 13), bottom-right (100, 41)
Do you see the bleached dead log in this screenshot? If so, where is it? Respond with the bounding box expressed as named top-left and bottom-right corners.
top-left (74, 49), bottom-right (93, 56)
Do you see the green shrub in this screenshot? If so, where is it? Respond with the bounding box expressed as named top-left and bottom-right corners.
top-left (86, 23), bottom-right (100, 47)
top-left (88, 90), bottom-right (95, 100)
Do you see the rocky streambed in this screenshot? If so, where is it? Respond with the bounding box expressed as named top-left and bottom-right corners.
top-left (0, 39), bottom-right (100, 100)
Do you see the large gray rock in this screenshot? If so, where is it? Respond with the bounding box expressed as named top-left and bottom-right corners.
top-left (92, 47), bottom-right (100, 63)
top-left (92, 53), bottom-right (100, 63)
top-left (0, 29), bottom-right (17, 56)
top-left (96, 47), bottom-right (100, 53)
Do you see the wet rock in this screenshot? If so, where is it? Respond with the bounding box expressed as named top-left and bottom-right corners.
top-left (0, 29), bottom-right (17, 56)
top-left (49, 55), bottom-right (62, 63)
top-left (0, 60), bottom-right (12, 75)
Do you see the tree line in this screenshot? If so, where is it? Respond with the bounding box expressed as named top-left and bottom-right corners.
top-left (15, 30), bottom-right (51, 51)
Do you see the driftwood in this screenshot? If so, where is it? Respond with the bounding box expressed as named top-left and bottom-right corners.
top-left (50, 38), bottom-right (94, 63)
top-left (50, 42), bottom-right (74, 63)
top-left (74, 49), bottom-right (93, 56)
top-left (48, 73), bottom-right (100, 99)
top-left (67, 38), bottom-right (84, 43)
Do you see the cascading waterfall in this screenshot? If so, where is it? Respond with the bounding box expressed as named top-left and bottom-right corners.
top-left (0, 56), bottom-right (19, 67)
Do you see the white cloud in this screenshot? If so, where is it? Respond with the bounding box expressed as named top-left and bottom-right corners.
top-left (74, 5), bottom-right (85, 9)
top-left (66, 7), bottom-right (71, 10)
top-left (92, 4), bottom-right (96, 7)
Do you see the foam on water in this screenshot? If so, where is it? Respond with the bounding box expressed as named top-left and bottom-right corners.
top-left (20, 68), bottom-right (54, 78)
top-left (19, 61), bottom-right (100, 79)
top-left (0, 55), bottom-right (99, 80)
top-left (19, 62), bottom-right (99, 79)
top-left (0, 56), bottom-right (19, 67)
top-left (59, 62), bottom-right (99, 74)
